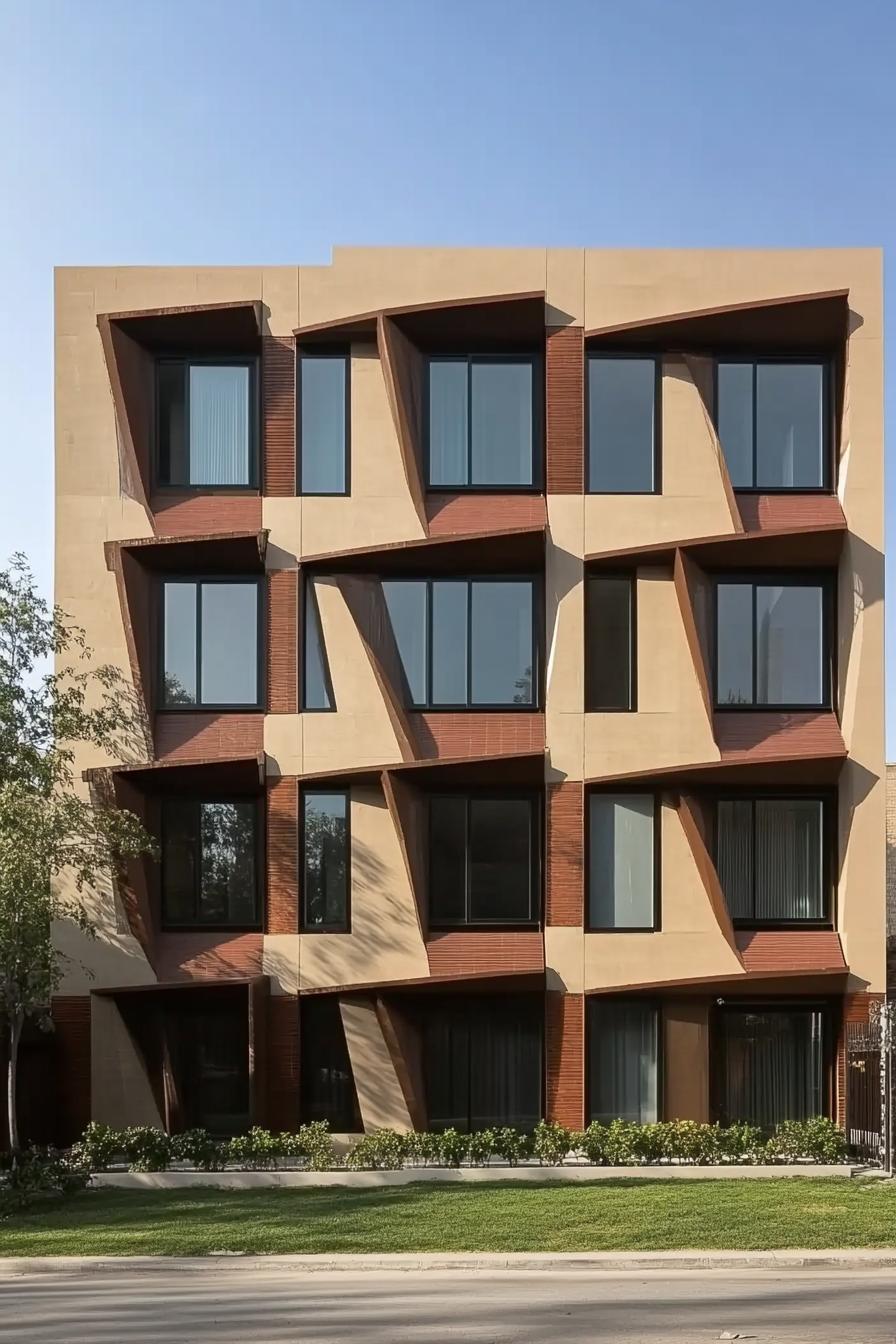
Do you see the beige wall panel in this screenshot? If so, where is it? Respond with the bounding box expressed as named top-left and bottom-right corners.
top-left (53, 916), bottom-right (155, 994)
top-left (584, 569), bottom-right (718, 778)
top-left (299, 247), bottom-right (548, 328)
top-left (663, 1000), bottom-right (710, 1122)
top-left (82, 266), bottom-right (263, 316)
top-left (262, 267), bottom-right (300, 336)
top-left (545, 926), bottom-right (585, 993)
top-left (263, 717), bottom-right (303, 778)
top-left (262, 500), bottom-right (301, 567)
top-left (545, 505), bottom-right (585, 782)
top-left (299, 786), bottom-right (428, 991)
top-left (91, 995), bottom-right (163, 1128)
top-left (263, 934), bottom-right (300, 996)
top-left (584, 803), bottom-right (743, 991)
top-left (339, 996), bottom-right (413, 1132)
top-left (545, 249), bottom-right (585, 326)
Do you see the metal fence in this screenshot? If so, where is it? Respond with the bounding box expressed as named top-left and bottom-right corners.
top-left (845, 1001), bottom-right (894, 1171)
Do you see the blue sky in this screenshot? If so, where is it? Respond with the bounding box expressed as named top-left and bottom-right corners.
top-left (0, 0), bottom-right (892, 740)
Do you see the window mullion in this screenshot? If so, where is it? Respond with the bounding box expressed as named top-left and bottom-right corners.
top-left (750, 799), bottom-right (758, 922)
top-left (426, 580), bottom-right (433, 708)
top-left (466, 580), bottom-right (473, 708)
top-left (467, 358), bottom-right (473, 488)
top-left (751, 363), bottom-right (758, 489)
top-left (194, 800), bottom-right (203, 924)
top-left (465, 798), bottom-right (472, 923)
top-left (751, 583), bottom-right (758, 705)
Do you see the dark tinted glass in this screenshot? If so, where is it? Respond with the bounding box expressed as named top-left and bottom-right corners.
top-left (303, 581), bottom-right (333, 710)
top-left (423, 997), bottom-right (542, 1131)
top-left (720, 1009), bottom-right (824, 1128)
top-left (158, 363), bottom-right (188, 485)
top-left (588, 357), bottom-right (656, 492)
top-left (300, 356), bottom-right (347, 494)
top-left (200, 583), bottom-right (258, 705)
top-left (301, 997), bottom-right (361, 1130)
top-left (162, 800), bottom-right (258, 927)
top-left (588, 999), bottom-right (658, 1123)
top-left (586, 575), bottom-right (634, 710)
top-left (469, 798), bottom-right (532, 921)
top-left (178, 999), bottom-right (249, 1135)
top-left (470, 581), bottom-right (534, 705)
top-left (429, 796), bottom-right (467, 923)
top-left (717, 799), bottom-right (753, 920)
top-left (718, 798), bottom-right (824, 922)
top-left (161, 799), bottom-right (196, 923)
top-left (303, 792), bottom-right (348, 929)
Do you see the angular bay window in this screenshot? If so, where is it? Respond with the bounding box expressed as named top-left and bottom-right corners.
top-left (588, 793), bottom-right (657, 930)
top-left (429, 794), bottom-right (540, 926)
top-left (161, 579), bottom-right (260, 708)
top-left (157, 360), bottom-right (256, 488)
top-left (161, 799), bottom-right (261, 928)
top-left (302, 580), bottom-right (334, 710)
top-left (302, 790), bottom-right (349, 931)
top-left (427, 356), bottom-right (538, 488)
top-left (718, 1006), bottom-right (826, 1129)
top-left (715, 576), bottom-right (830, 709)
top-left (585, 574), bottom-right (635, 710)
top-left (588, 999), bottom-right (659, 1124)
top-left (716, 359), bottom-right (829, 490)
top-left (298, 351), bottom-right (349, 495)
top-left (716, 797), bottom-right (828, 925)
top-left (422, 997), bottom-right (543, 1131)
top-left (382, 577), bottom-right (537, 709)
top-left (588, 355), bottom-right (659, 493)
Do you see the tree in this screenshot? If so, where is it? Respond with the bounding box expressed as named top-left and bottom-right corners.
top-left (0, 554), bottom-right (153, 1152)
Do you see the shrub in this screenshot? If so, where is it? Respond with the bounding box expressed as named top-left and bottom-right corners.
top-left (492, 1126), bottom-right (532, 1166)
top-left (602, 1119), bottom-right (643, 1165)
top-left (1, 1147), bottom-right (90, 1216)
top-left (226, 1127), bottom-right (283, 1170)
top-left (294, 1122), bottom-right (337, 1171)
top-left (122, 1126), bottom-right (172, 1172)
top-left (466, 1128), bottom-right (496, 1166)
top-left (71, 1122), bottom-right (123, 1172)
top-left (657, 1120), bottom-right (719, 1165)
top-left (171, 1129), bottom-right (228, 1171)
top-left (437, 1128), bottom-right (468, 1168)
top-left (405, 1131), bottom-right (442, 1167)
top-left (531, 1120), bottom-right (572, 1166)
top-left (345, 1129), bottom-right (409, 1170)
top-left (766, 1117), bottom-right (848, 1164)
top-left (577, 1123), bottom-right (606, 1164)
top-left (715, 1122), bottom-right (766, 1164)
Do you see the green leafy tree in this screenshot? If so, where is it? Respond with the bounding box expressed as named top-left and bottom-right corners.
top-left (0, 555), bottom-right (153, 1152)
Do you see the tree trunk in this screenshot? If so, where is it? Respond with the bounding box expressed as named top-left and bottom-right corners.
top-left (7, 1012), bottom-right (22, 1158)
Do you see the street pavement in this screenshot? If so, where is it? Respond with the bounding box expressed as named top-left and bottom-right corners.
top-left (3, 1265), bottom-right (896, 1343)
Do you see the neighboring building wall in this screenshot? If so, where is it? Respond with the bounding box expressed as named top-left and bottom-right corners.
top-left (887, 764), bottom-right (896, 995)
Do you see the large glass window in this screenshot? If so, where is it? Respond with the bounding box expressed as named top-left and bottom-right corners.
top-left (302, 790), bottom-right (349, 931)
top-left (300, 998), bottom-right (361, 1131)
top-left (161, 799), bottom-right (260, 928)
top-left (422, 997), bottom-right (543, 1131)
top-left (716, 359), bottom-right (829, 490)
top-left (715, 577), bottom-right (829, 708)
top-left (429, 794), bottom-right (539, 926)
top-left (588, 794), bottom-right (657, 929)
top-left (175, 996), bottom-right (250, 1135)
top-left (382, 577), bottom-right (537, 708)
top-left (588, 355), bottom-right (658, 493)
top-left (588, 999), bottom-right (659, 1123)
top-left (717, 797), bottom-right (827, 924)
top-left (718, 1007), bottom-right (826, 1129)
top-left (302, 580), bottom-right (334, 710)
top-left (298, 352), bottom-right (349, 495)
top-left (586, 574), bottom-right (635, 710)
top-left (157, 360), bottom-right (256, 488)
top-left (161, 580), bottom-right (260, 708)
top-left (427, 356), bottom-right (537, 488)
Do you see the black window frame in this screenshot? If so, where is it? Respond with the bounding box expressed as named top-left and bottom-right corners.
top-left (586, 351), bottom-right (663, 496)
top-left (153, 355), bottom-right (260, 492)
top-left (383, 574), bottom-right (542, 711)
top-left (424, 353), bottom-right (543, 492)
top-left (157, 575), bottom-right (265, 712)
top-left (584, 571), bottom-right (637, 712)
top-left (712, 791), bottom-right (834, 929)
top-left (586, 996), bottom-right (663, 1125)
top-left (713, 355), bottom-right (834, 494)
top-left (711, 571), bottom-right (835, 712)
top-left (301, 576), bottom-right (336, 712)
top-left (712, 999), bottom-right (833, 1129)
top-left (159, 795), bottom-right (264, 932)
top-left (296, 346), bottom-right (351, 497)
top-left (585, 789), bottom-right (662, 932)
top-left (300, 787), bottom-right (351, 933)
top-left (300, 996), bottom-right (362, 1131)
top-left (427, 790), bottom-right (542, 930)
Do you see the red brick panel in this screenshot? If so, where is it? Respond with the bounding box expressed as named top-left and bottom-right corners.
top-left (735, 930), bottom-right (846, 974)
top-left (546, 326), bottom-right (584, 494)
top-left (51, 996), bottom-right (91, 1145)
top-left (267, 776), bottom-right (299, 934)
top-left (267, 995), bottom-right (300, 1132)
top-left (426, 495), bottom-right (547, 535)
top-left (412, 713), bottom-right (545, 759)
top-left (545, 991), bottom-right (584, 1128)
top-left (154, 713), bottom-right (264, 761)
top-left (154, 933), bottom-right (264, 981)
top-left (713, 711), bottom-right (846, 764)
top-left (150, 494), bottom-right (263, 537)
top-left (736, 493), bottom-right (846, 533)
top-left (267, 570), bottom-right (298, 714)
top-left (425, 931), bottom-right (544, 977)
top-left (546, 782), bottom-right (584, 926)
top-left (263, 335), bottom-right (296, 496)
top-left (836, 991), bottom-right (884, 1128)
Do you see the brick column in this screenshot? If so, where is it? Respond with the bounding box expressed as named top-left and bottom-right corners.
top-left (263, 335), bottom-right (296, 495)
top-left (546, 325), bottom-right (584, 493)
top-left (267, 995), bottom-right (300, 1131)
top-left (267, 569), bottom-right (298, 714)
top-left (546, 781), bottom-right (583, 926)
top-left (267, 776), bottom-right (298, 934)
top-left (545, 992), bottom-right (584, 1129)
top-left (51, 996), bottom-right (91, 1144)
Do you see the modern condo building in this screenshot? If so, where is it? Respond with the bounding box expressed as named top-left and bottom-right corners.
top-left (50, 248), bottom-right (884, 1142)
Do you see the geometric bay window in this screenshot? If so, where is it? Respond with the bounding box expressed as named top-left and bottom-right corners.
top-left (716, 796), bottom-right (829, 926)
top-left (714, 575), bottom-right (831, 709)
top-left (160, 798), bottom-right (261, 929)
top-left (161, 577), bottom-right (261, 708)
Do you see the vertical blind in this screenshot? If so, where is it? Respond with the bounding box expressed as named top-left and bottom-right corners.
top-left (720, 1008), bottom-right (824, 1129)
top-left (588, 794), bottom-right (655, 928)
top-left (423, 998), bottom-right (542, 1131)
top-left (588, 1000), bottom-right (659, 1123)
top-left (189, 365), bottom-right (251, 485)
top-left (717, 798), bottom-right (824, 922)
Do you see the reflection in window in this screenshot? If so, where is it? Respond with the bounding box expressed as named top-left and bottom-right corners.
top-left (588, 1000), bottom-right (659, 1123)
top-left (157, 361), bottom-right (254, 487)
top-left (715, 579), bottom-right (828, 708)
top-left (383, 578), bottom-right (536, 709)
top-left (588, 794), bottom-right (656, 929)
top-left (161, 799), bottom-right (259, 927)
top-left (586, 574), bottom-right (635, 710)
top-left (299, 354), bottom-right (348, 494)
top-left (303, 580), bottom-right (334, 710)
top-left (429, 795), bottom-right (538, 925)
top-left (717, 797), bottom-right (826, 923)
top-left (427, 357), bottom-right (536, 487)
top-left (303, 791), bottom-right (349, 930)
top-left (162, 580), bottom-right (259, 708)
top-left (716, 360), bottom-right (827, 490)
top-left (588, 356), bottom-right (657, 493)
top-left (422, 996), bottom-right (542, 1131)
top-left (301, 998), bottom-right (361, 1130)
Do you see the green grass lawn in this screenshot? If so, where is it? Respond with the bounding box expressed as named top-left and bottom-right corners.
top-left (1, 1179), bottom-right (895, 1257)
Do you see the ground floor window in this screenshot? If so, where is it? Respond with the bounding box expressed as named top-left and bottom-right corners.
top-left (175, 999), bottom-right (249, 1136)
top-left (300, 998), bottom-right (361, 1132)
top-left (717, 1005), bottom-right (826, 1129)
top-left (587, 998), bottom-right (659, 1123)
top-left (422, 996), bottom-right (542, 1132)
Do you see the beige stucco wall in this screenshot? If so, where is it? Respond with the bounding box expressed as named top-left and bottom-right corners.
top-left (339, 996), bottom-right (413, 1132)
top-left (90, 994), bottom-right (163, 1128)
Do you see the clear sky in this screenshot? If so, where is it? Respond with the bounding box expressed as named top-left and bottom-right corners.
top-left (0, 0), bottom-right (892, 740)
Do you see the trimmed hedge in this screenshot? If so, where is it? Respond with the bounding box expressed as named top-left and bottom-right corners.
top-left (73, 1116), bottom-right (849, 1174)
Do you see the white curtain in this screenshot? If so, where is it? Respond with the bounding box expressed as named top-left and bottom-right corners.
top-left (589, 1001), bottom-right (658, 1123)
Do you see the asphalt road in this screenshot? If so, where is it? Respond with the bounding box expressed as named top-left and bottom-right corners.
top-left (3, 1266), bottom-right (896, 1344)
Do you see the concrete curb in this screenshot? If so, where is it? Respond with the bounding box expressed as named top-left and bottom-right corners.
top-left (3, 1250), bottom-right (896, 1275)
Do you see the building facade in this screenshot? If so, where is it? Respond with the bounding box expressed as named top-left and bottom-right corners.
top-left (51, 248), bottom-right (885, 1143)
